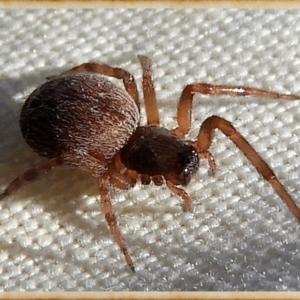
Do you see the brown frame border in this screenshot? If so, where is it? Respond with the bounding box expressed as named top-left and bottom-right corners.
top-left (0, 2), bottom-right (299, 298)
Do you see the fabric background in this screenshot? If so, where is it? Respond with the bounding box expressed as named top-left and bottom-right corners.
top-left (0, 9), bottom-right (300, 291)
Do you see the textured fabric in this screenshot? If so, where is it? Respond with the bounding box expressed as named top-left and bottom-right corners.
top-left (0, 9), bottom-right (300, 291)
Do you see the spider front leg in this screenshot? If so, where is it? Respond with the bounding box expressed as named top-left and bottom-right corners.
top-left (193, 115), bottom-right (300, 222)
top-left (173, 83), bottom-right (300, 137)
top-left (172, 83), bottom-right (300, 221)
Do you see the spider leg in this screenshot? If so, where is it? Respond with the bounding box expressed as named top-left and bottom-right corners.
top-left (172, 83), bottom-right (299, 137)
top-left (59, 62), bottom-right (140, 111)
top-left (99, 175), bottom-right (134, 272)
top-left (0, 157), bottom-right (63, 200)
top-left (166, 180), bottom-right (192, 212)
top-left (193, 115), bottom-right (300, 222)
top-left (199, 151), bottom-right (216, 175)
top-left (110, 170), bottom-right (138, 190)
top-left (138, 55), bottom-right (160, 126)
top-left (152, 175), bottom-right (164, 186)
top-left (108, 154), bottom-right (138, 190)
top-left (141, 174), bottom-right (151, 185)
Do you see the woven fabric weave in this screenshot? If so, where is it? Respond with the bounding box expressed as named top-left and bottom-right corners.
top-left (0, 9), bottom-right (300, 291)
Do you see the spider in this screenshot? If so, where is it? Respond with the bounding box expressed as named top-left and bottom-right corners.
top-left (1, 55), bottom-right (300, 272)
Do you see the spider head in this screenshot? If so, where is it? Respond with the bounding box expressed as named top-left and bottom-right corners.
top-left (164, 145), bottom-right (199, 186)
top-left (173, 145), bottom-right (199, 186)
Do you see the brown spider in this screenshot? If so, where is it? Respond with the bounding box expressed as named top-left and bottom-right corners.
top-left (1, 55), bottom-right (300, 272)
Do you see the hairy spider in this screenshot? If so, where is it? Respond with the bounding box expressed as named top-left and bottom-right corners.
top-left (1, 55), bottom-right (300, 272)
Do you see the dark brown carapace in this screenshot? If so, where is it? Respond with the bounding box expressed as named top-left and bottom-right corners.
top-left (1, 55), bottom-right (300, 272)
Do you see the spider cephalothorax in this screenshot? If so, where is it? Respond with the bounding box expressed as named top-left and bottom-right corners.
top-left (120, 126), bottom-right (199, 186)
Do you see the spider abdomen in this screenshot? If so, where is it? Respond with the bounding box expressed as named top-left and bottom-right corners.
top-left (20, 73), bottom-right (140, 176)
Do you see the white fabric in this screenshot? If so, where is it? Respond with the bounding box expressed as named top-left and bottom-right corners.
top-left (0, 9), bottom-right (300, 291)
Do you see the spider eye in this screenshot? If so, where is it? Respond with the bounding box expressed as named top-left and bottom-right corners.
top-left (182, 167), bottom-right (191, 184)
top-left (179, 146), bottom-right (199, 186)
